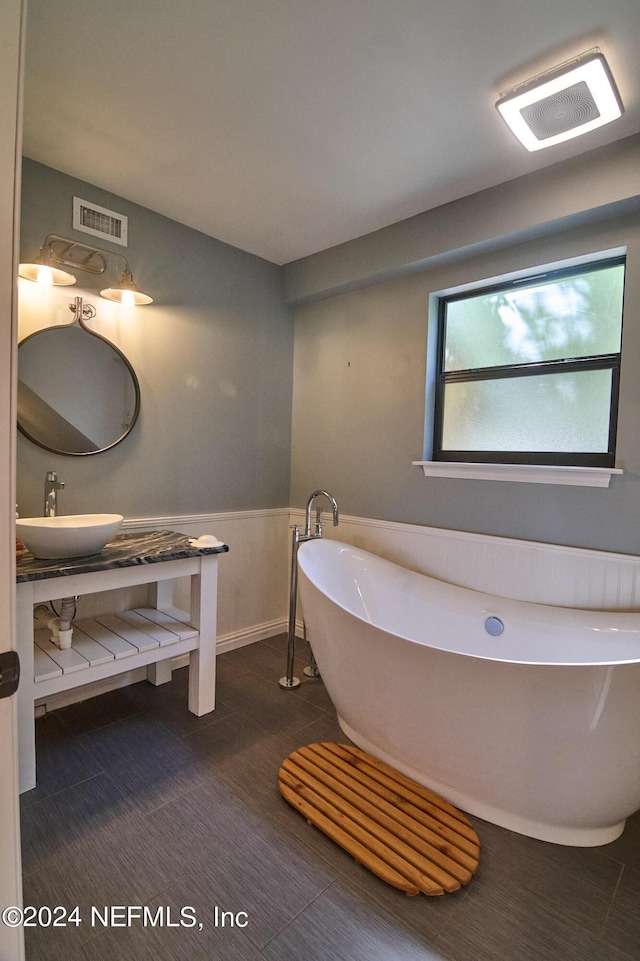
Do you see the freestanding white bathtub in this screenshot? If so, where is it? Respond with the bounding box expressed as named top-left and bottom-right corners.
top-left (297, 538), bottom-right (640, 846)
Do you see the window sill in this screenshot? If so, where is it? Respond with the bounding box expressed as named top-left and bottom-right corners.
top-left (412, 461), bottom-right (624, 488)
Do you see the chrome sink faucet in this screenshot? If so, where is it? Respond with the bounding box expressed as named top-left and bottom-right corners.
top-left (44, 470), bottom-right (65, 517)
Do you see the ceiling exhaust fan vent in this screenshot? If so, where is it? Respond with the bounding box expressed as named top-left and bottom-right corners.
top-left (495, 50), bottom-right (623, 151)
top-left (73, 197), bottom-right (128, 247)
top-left (519, 81), bottom-right (600, 140)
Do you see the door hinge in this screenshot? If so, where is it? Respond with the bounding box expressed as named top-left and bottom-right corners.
top-left (0, 651), bottom-right (20, 699)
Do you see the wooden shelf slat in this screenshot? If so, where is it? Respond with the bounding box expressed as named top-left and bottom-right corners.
top-left (133, 608), bottom-right (198, 640)
top-left (70, 626), bottom-right (117, 667)
top-left (111, 609), bottom-right (180, 647)
top-left (94, 613), bottom-right (161, 652)
top-left (34, 629), bottom-right (90, 674)
top-left (33, 641), bottom-right (62, 683)
top-left (73, 617), bottom-right (139, 659)
top-left (34, 607), bottom-right (195, 686)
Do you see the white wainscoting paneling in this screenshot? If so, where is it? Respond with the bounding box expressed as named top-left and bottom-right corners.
top-left (72, 506), bottom-right (291, 648)
top-left (121, 509), bottom-right (291, 650)
top-left (37, 508), bottom-right (640, 715)
top-left (291, 511), bottom-right (640, 611)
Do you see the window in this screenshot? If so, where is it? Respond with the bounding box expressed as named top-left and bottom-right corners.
top-left (432, 256), bottom-right (625, 469)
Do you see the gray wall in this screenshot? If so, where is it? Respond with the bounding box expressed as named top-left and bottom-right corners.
top-left (17, 159), bottom-right (293, 518)
top-left (289, 138), bottom-right (640, 555)
top-left (283, 135), bottom-right (640, 304)
top-left (20, 140), bottom-right (640, 555)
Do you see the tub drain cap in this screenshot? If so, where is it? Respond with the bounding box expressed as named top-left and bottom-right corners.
top-left (485, 616), bottom-right (504, 636)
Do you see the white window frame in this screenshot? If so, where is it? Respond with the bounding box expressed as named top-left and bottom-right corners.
top-left (414, 248), bottom-right (626, 488)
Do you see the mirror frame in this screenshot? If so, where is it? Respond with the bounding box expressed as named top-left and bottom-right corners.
top-left (17, 319), bottom-right (141, 456)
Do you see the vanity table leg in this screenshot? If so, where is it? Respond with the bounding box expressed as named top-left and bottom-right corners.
top-left (188, 554), bottom-right (217, 715)
top-left (147, 660), bottom-right (173, 686)
top-left (16, 585), bottom-right (36, 793)
top-left (146, 579), bottom-right (174, 686)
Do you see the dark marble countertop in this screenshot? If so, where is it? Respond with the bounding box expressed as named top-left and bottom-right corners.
top-left (16, 530), bottom-right (229, 583)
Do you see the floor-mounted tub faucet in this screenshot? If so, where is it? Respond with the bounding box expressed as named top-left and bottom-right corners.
top-left (280, 490), bottom-right (339, 690)
top-left (44, 470), bottom-right (65, 517)
top-left (304, 489), bottom-right (339, 538)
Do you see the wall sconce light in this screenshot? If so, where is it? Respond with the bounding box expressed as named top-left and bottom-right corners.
top-left (496, 49), bottom-right (624, 151)
top-left (17, 239), bottom-right (77, 286)
top-left (100, 266), bottom-right (153, 307)
top-left (19, 234), bottom-right (153, 304)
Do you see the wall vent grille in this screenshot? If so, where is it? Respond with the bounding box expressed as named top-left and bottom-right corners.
top-left (73, 197), bottom-right (128, 247)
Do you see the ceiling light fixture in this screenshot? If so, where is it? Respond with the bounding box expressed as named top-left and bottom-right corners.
top-left (496, 49), bottom-right (624, 152)
top-left (19, 234), bottom-right (153, 304)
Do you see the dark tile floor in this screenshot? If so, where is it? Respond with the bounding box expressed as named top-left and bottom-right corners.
top-left (20, 634), bottom-right (640, 960)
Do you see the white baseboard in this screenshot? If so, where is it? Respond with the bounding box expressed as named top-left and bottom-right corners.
top-left (216, 617), bottom-right (287, 654)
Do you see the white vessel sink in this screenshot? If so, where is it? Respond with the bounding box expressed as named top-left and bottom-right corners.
top-left (16, 514), bottom-right (124, 559)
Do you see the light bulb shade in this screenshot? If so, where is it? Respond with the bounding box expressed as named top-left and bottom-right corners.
top-left (496, 51), bottom-right (623, 151)
top-left (100, 268), bottom-right (153, 305)
top-left (19, 245), bottom-right (76, 286)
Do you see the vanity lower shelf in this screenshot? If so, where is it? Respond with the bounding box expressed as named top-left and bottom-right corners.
top-left (33, 607), bottom-right (198, 698)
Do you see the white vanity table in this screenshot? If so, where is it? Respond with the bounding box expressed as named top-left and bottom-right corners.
top-left (16, 530), bottom-right (227, 794)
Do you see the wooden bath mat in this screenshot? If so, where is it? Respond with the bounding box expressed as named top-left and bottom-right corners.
top-left (278, 742), bottom-right (480, 896)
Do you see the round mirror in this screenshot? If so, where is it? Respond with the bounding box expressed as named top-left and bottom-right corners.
top-left (17, 324), bottom-right (140, 455)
